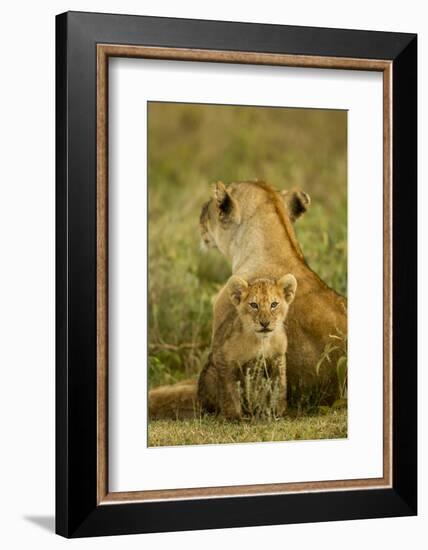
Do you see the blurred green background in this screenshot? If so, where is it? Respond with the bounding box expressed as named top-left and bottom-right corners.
top-left (148, 102), bottom-right (347, 390)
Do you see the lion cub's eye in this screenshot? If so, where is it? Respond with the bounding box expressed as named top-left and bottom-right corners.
top-left (249, 302), bottom-right (259, 310)
top-left (271, 302), bottom-right (279, 309)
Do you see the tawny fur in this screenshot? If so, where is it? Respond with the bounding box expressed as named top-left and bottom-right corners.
top-left (149, 181), bottom-right (346, 419)
top-left (198, 275), bottom-right (296, 420)
top-left (148, 378), bottom-right (200, 420)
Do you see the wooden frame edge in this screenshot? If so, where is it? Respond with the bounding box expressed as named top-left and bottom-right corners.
top-left (97, 45), bottom-right (109, 503)
top-left (383, 62), bottom-right (393, 488)
top-left (98, 44), bottom-right (391, 71)
top-left (96, 43), bottom-right (393, 504)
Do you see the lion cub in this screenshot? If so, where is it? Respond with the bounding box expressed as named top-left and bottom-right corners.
top-left (198, 274), bottom-right (297, 420)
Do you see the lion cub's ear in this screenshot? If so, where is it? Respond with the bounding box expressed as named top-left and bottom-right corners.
top-left (280, 189), bottom-right (311, 222)
top-left (213, 181), bottom-right (241, 225)
top-left (227, 276), bottom-right (249, 306)
top-left (278, 274), bottom-right (297, 304)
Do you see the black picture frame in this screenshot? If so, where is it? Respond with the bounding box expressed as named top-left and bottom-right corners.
top-left (56, 11), bottom-right (417, 538)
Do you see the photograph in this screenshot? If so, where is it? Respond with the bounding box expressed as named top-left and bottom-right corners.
top-left (51, 8), bottom-right (417, 539)
top-left (0, 0), bottom-right (421, 545)
top-left (147, 101), bottom-right (348, 446)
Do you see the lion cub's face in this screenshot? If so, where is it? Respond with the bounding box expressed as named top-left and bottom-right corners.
top-left (227, 275), bottom-right (297, 338)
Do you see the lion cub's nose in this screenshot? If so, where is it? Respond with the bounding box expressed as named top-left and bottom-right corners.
top-left (260, 320), bottom-right (270, 328)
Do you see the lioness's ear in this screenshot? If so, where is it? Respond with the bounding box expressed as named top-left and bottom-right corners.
top-left (278, 274), bottom-right (297, 304)
top-left (213, 181), bottom-right (241, 224)
top-left (280, 189), bottom-right (311, 222)
top-left (227, 276), bottom-right (248, 306)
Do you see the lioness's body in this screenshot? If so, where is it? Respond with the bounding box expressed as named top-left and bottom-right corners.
top-left (203, 181), bottom-right (346, 403)
top-left (149, 181), bottom-right (346, 419)
top-left (148, 378), bottom-right (199, 420)
top-left (198, 275), bottom-right (296, 419)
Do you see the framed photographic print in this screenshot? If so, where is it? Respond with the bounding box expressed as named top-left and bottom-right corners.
top-left (56, 11), bottom-right (417, 538)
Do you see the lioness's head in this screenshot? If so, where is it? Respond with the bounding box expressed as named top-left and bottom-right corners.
top-left (199, 180), bottom-right (310, 255)
top-left (227, 275), bottom-right (297, 338)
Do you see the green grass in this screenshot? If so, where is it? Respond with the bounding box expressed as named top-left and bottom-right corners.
top-left (148, 408), bottom-right (347, 447)
top-left (148, 102), bottom-right (347, 444)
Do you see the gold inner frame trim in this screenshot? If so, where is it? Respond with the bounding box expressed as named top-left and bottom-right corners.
top-left (96, 43), bottom-right (393, 505)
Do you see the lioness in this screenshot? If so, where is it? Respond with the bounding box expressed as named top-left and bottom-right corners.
top-left (198, 274), bottom-right (297, 420)
top-left (199, 180), bottom-right (346, 404)
top-left (149, 181), bottom-right (346, 419)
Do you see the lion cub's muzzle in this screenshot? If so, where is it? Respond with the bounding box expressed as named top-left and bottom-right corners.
top-left (257, 320), bottom-right (273, 334)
